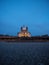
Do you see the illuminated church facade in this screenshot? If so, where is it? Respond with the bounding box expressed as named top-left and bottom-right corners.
top-left (17, 26), bottom-right (31, 37)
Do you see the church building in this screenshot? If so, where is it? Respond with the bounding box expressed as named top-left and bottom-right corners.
top-left (17, 26), bottom-right (31, 37)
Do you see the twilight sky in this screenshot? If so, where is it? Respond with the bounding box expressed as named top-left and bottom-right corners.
top-left (0, 0), bottom-right (49, 36)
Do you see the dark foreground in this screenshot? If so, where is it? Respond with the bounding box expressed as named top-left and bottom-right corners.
top-left (0, 37), bottom-right (49, 42)
top-left (0, 42), bottom-right (49, 65)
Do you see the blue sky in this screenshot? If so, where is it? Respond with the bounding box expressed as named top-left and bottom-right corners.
top-left (0, 0), bottom-right (49, 36)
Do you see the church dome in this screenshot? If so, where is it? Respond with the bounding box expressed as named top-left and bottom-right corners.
top-left (21, 26), bottom-right (28, 31)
